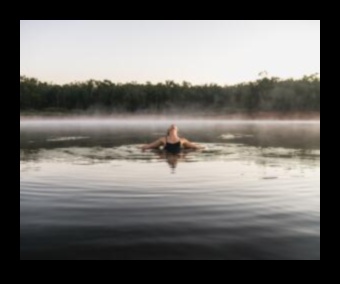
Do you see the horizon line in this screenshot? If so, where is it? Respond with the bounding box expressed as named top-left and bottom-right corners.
top-left (20, 73), bottom-right (320, 87)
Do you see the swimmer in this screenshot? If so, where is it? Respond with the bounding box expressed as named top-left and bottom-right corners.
top-left (139, 124), bottom-right (204, 152)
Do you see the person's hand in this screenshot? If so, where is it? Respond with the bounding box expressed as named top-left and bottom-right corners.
top-left (138, 145), bottom-right (147, 151)
top-left (192, 144), bottom-right (204, 150)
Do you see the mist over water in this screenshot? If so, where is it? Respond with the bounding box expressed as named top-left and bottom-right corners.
top-left (20, 118), bottom-right (320, 259)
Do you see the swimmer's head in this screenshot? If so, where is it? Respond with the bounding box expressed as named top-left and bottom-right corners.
top-left (167, 124), bottom-right (178, 136)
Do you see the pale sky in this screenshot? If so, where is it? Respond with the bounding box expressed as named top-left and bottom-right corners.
top-left (20, 20), bottom-right (320, 85)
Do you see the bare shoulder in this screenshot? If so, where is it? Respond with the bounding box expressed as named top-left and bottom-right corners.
top-left (180, 137), bottom-right (189, 144)
top-left (159, 137), bottom-right (166, 144)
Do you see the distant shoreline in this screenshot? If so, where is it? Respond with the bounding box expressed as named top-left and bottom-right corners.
top-left (20, 111), bottom-right (320, 121)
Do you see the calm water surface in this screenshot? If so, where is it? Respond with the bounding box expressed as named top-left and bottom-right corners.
top-left (20, 119), bottom-right (320, 259)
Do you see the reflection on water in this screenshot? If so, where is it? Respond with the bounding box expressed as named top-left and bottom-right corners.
top-left (20, 120), bottom-right (320, 259)
top-left (150, 149), bottom-right (192, 174)
top-left (20, 143), bottom-right (320, 174)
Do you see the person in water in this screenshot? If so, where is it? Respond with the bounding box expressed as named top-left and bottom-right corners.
top-left (140, 124), bottom-right (204, 152)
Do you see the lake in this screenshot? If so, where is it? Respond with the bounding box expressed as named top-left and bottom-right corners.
top-left (20, 118), bottom-right (320, 260)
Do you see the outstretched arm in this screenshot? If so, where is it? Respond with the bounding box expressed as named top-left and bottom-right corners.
top-left (182, 139), bottom-right (204, 150)
top-left (140, 138), bottom-right (164, 150)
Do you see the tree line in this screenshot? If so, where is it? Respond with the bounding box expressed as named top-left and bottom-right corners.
top-left (20, 74), bottom-right (320, 114)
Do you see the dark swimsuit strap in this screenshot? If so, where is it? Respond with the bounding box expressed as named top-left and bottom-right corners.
top-left (165, 136), bottom-right (181, 145)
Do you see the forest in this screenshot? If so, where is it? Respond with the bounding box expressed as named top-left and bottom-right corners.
top-left (20, 74), bottom-right (320, 115)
